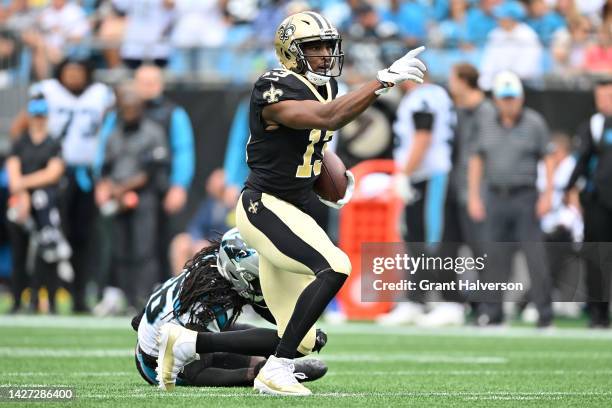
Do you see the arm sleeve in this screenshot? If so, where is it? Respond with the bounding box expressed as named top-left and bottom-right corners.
top-left (223, 99), bottom-right (251, 188)
top-left (169, 107), bottom-right (195, 189)
top-left (565, 122), bottom-right (593, 191)
top-left (412, 111), bottom-right (434, 131)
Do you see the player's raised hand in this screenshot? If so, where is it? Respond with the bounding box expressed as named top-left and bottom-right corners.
top-left (376, 46), bottom-right (427, 95)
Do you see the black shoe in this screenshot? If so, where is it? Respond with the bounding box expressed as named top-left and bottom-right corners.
top-left (293, 358), bottom-right (328, 383)
top-left (536, 318), bottom-right (553, 329)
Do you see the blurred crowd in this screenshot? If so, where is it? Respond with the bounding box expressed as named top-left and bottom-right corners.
top-left (0, 0), bottom-right (611, 84)
top-left (0, 0), bottom-right (610, 330)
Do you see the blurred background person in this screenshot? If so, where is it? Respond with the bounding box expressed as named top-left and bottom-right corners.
top-left (465, 0), bottom-right (501, 48)
top-left (468, 71), bottom-right (554, 327)
top-left (551, 14), bottom-right (594, 74)
top-left (582, 20), bottom-right (612, 74)
top-left (479, 1), bottom-right (542, 90)
top-left (112, 0), bottom-right (175, 69)
top-left (133, 64), bottom-right (194, 283)
top-left (565, 78), bottom-right (612, 328)
top-left (11, 59), bottom-right (115, 313)
top-left (21, 0), bottom-right (91, 79)
top-left (169, 168), bottom-right (230, 276)
top-left (95, 83), bottom-right (168, 312)
top-left (6, 96), bottom-right (67, 314)
top-left (376, 75), bottom-right (458, 326)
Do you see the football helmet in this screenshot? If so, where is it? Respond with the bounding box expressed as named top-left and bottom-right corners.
top-left (217, 228), bottom-right (263, 303)
top-left (274, 11), bottom-right (344, 86)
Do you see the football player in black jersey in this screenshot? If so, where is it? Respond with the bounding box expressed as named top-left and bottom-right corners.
top-left (161, 11), bottom-right (426, 396)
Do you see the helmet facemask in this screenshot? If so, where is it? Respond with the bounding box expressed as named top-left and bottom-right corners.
top-left (294, 37), bottom-right (344, 86)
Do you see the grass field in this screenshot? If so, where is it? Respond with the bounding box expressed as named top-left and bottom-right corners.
top-left (1, 316), bottom-right (612, 407)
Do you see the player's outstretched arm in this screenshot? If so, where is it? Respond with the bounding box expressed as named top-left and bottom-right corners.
top-left (263, 47), bottom-right (426, 131)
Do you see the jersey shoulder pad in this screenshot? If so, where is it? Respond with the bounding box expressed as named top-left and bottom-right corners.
top-left (252, 69), bottom-right (311, 106)
top-left (29, 79), bottom-right (59, 98)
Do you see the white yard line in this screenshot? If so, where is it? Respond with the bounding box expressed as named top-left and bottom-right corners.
top-left (77, 391), bottom-right (612, 399)
top-left (2, 372), bottom-right (133, 377)
top-left (1, 316), bottom-right (611, 340)
top-left (1, 346), bottom-right (611, 362)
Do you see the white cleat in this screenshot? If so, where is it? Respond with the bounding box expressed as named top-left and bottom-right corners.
top-left (416, 302), bottom-right (465, 327)
top-left (376, 302), bottom-right (425, 326)
top-left (156, 323), bottom-right (199, 391)
top-left (254, 355), bottom-right (312, 396)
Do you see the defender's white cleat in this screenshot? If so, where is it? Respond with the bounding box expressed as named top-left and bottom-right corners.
top-left (376, 302), bottom-right (425, 326)
top-left (254, 355), bottom-right (312, 396)
top-left (156, 323), bottom-right (199, 391)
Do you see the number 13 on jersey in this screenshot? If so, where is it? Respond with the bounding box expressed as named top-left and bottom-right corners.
top-left (296, 129), bottom-right (333, 178)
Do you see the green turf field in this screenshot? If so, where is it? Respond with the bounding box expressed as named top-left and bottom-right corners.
top-left (1, 316), bottom-right (612, 407)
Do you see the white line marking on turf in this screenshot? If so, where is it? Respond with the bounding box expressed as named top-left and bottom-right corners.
top-left (0, 348), bottom-right (133, 357)
top-left (79, 391), bottom-right (612, 399)
top-left (327, 369), bottom-right (612, 376)
top-left (1, 347), bottom-right (611, 362)
top-left (318, 354), bottom-right (507, 364)
top-left (2, 316), bottom-right (612, 340)
top-left (0, 348), bottom-right (506, 363)
top-left (3, 372), bottom-right (133, 377)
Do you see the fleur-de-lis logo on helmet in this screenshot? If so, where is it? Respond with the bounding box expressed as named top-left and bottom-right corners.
top-left (278, 24), bottom-right (295, 43)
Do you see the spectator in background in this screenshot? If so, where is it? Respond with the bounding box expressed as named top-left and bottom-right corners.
top-left (21, 0), bottom-right (91, 79)
top-left (170, 168), bottom-right (230, 276)
top-left (583, 20), bottom-right (612, 74)
top-left (379, 0), bottom-right (428, 47)
top-left (468, 71), bottom-right (554, 327)
top-left (133, 64), bottom-right (195, 282)
top-left (565, 79), bottom-right (612, 328)
top-left (377, 76), bottom-right (458, 326)
top-left (345, 3), bottom-right (393, 80)
top-left (11, 59), bottom-right (115, 313)
top-left (170, 0), bottom-right (228, 74)
top-left (95, 84), bottom-right (169, 311)
top-left (1, 0), bottom-right (38, 34)
top-left (445, 63), bottom-right (492, 257)
top-left (223, 98), bottom-right (250, 207)
top-left (112, 0), bottom-right (175, 69)
top-left (526, 0), bottom-right (566, 46)
top-left (466, 0), bottom-right (500, 47)
top-left (6, 97), bottom-right (68, 314)
top-left (551, 14), bottom-right (594, 74)
top-left (479, 1), bottom-right (542, 90)
top-left (538, 132), bottom-right (582, 243)
top-left (431, 0), bottom-right (472, 50)
top-left (95, 1), bottom-right (126, 69)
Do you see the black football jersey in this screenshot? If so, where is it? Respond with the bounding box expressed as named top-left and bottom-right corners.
top-left (246, 69), bottom-right (338, 210)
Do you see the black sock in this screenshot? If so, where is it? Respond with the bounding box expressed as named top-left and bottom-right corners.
top-left (196, 328), bottom-right (280, 356)
top-left (275, 270), bottom-right (347, 359)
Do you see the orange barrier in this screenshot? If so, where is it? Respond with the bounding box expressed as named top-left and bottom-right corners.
top-left (337, 159), bottom-right (404, 320)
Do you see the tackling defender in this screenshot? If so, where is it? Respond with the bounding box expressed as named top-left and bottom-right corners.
top-left (134, 229), bottom-right (327, 388)
top-left (158, 11), bottom-right (426, 396)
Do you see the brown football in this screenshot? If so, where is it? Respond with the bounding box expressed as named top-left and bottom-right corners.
top-left (314, 150), bottom-right (348, 202)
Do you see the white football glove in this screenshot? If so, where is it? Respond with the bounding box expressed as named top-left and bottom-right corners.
top-left (376, 46), bottom-right (427, 95)
top-left (319, 170), bottom-right (355, 210)
top-left (394, 173), bottom-right (420, 204)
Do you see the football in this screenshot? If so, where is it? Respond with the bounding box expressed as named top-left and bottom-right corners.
top-left (314, 150), bottom-right (348, 202)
